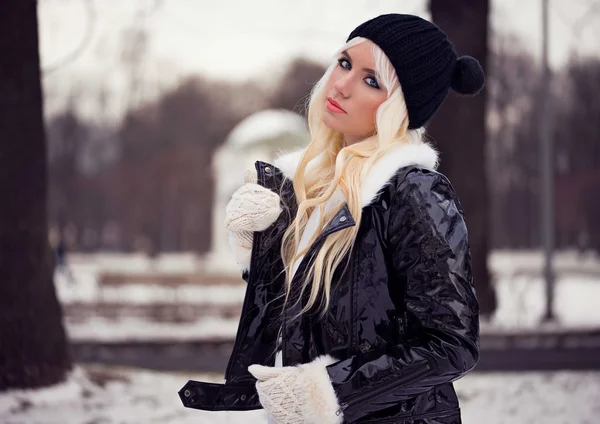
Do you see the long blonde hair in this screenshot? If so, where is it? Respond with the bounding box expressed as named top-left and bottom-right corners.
top-left (280, 37), bottom-right (424, 319)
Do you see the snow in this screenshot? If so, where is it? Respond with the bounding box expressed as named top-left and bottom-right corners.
top-left (489, 249), bottom-right (600, 276)
top-left (0, 366), bottom-right (268, 424)
top-left (485, 275), bottom-right (600, 332)
top-left (3, 251), bottom-right (600, 422)
top-left (67, 252), bottom-right (205, 274)
top-left (454, 370), bottom-right (600, 423)
top-left (64, 271), bottom-right (600, 342)
top-left (67, 316), bottom-right (240, 342)
top-left (55, 251), bottom-right (600, 343)
top-left (58, 282), bottom-right (245, 305)
top-left (1, 365), bottom-right (599, 424)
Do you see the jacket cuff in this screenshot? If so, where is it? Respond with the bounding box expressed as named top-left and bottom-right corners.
top-left (227, 232), bottom-right (251, 272)
top-left (299, 355), bottom-right (344, 424)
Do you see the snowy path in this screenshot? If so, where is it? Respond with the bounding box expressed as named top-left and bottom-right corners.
top-left (1, 365), bottom-right (599, 424)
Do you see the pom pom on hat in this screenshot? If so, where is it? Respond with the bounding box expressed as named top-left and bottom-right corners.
top-left (451, 56), bottom-right (485, 95)
top-left (347, 14), bottom-right (486, 128)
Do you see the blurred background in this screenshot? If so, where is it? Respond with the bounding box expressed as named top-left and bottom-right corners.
top-left (1, 0), bottom-right (600, 423)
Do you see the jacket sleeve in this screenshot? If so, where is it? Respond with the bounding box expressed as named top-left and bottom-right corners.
top-left (326, 169), bottom-right (480, 423)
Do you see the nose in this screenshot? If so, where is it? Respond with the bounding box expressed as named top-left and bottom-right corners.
top-left (333, 73), bottom-right (351, 98)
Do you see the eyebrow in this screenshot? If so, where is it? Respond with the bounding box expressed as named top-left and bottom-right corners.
top-left (341, 50), bottom-right (376, 75)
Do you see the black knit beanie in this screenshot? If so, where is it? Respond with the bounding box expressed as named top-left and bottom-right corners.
top-left (347, 13), bottom-right (485, 129)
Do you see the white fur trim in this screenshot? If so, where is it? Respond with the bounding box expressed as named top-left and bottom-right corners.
top-left (361, 142), bottom-right (439, 207)
top-left (272, 142), bottom-right (439, 208)
top-left (272, 150), bottom-right (328, 181)
top-left (272, 149), bottom-right (305, 180)
top-left (227, 232), bottom-right (251, 272)
top-left (298, 354), bottom-right (343, 424)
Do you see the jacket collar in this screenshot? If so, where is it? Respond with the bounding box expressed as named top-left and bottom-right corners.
top-left (272, 141), bottom-right (439, 208)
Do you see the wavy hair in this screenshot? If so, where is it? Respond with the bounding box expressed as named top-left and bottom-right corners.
top-left (280, 36), bottom-right (425, 320)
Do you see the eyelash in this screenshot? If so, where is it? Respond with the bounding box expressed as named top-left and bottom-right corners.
top-left (337, 58), bottom-right (380, 89)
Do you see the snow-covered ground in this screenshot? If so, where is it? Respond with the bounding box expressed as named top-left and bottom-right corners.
top-left (56, 251), bottom-right (600, 342)
top-left (1, 365), bottom-right (599, 424)
top-left (66, 316), bottom-right (241, 342)
top-left (485, 275), bottom-right (600, 332)
top-left (3, 252), bottom-right (599, 423)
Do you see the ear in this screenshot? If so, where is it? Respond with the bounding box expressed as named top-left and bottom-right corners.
top-left (248, 364), bottom-right (285, 381)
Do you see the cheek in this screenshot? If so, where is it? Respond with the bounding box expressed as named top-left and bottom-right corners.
top-left (368, 98), bottom-right (383, 114)
top-left (359, 97), bottom-right (385, 128)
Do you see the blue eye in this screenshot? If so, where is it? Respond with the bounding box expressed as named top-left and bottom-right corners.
top-left (337, 58), bottom-right (351, 70)
top-left (337, 57), bottom-right (380, 89)
top-left (365, 76), bottom-right (380, 89)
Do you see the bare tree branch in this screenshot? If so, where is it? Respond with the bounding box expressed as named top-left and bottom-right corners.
top-left (42, 0), bottom-right (95, 76)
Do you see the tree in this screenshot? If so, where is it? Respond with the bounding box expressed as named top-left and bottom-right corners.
top-left (115, 77), bottom-right (249, 252)
top-left (270, 58), bottom-right (327, 113)
top-left (428, 0), bottom-right (497, 316)
top-left (0, 1), bottom-right (71, 390)
top-left (552, 57), bottom-right (600, 250)
top-left (46, 110), bottom-right (90, 231)
top-left (486, 36), bottom-right (541, 249)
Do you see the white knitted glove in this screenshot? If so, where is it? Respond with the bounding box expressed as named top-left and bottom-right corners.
top-left (225, 169), bottom-right (282, 270)
top-left (248, 355), bottom-right (343, 424)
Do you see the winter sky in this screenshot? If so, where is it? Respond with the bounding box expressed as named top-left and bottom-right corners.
top-left (38, 0), bottom-right (599, 122)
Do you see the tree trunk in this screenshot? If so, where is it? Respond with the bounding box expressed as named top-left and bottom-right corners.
top-left (428, 0), bottom-right (497, 316)
top-left (0, 0), bottom-right (72, 390)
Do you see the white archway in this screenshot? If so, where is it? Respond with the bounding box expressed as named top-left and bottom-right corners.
top-left (205, 109), bottom-right (310, 275)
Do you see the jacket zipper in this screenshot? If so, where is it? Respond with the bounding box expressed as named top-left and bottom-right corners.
top-left (336, 363), bottom-right (432, 416)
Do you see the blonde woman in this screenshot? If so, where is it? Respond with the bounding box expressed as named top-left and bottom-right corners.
top-left (180, 13), bottom-right (483, 424)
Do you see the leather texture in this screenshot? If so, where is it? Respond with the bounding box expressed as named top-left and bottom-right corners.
top-left (179, 159), bottom-right (479, 424)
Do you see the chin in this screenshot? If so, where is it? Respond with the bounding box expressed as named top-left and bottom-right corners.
top-left (322, 112), bottom-right (343, 133)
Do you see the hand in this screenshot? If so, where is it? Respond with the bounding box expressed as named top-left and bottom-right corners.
top-left (225, 169), bottom-right (282, 234)
top-left (225, 169), bottom-right (282, 270)
top-left (248, 355), bottom-right (343, 424)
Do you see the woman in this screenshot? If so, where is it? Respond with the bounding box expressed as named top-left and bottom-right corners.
top-left (180, 13), bottom-right (483, 424)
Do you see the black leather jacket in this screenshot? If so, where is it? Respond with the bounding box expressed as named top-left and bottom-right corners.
top-left (180, 157), bottom-right (480, 423)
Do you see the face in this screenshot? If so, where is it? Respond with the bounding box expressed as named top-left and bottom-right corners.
top-left (322, 40), bottom-right (388, 145)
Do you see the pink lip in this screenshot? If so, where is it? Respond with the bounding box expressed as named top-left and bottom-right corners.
top-left (326, 98), bottom-right (346, 113)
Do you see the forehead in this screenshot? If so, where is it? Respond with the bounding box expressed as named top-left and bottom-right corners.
top-left (345, 40), bottom-right (376, 66)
